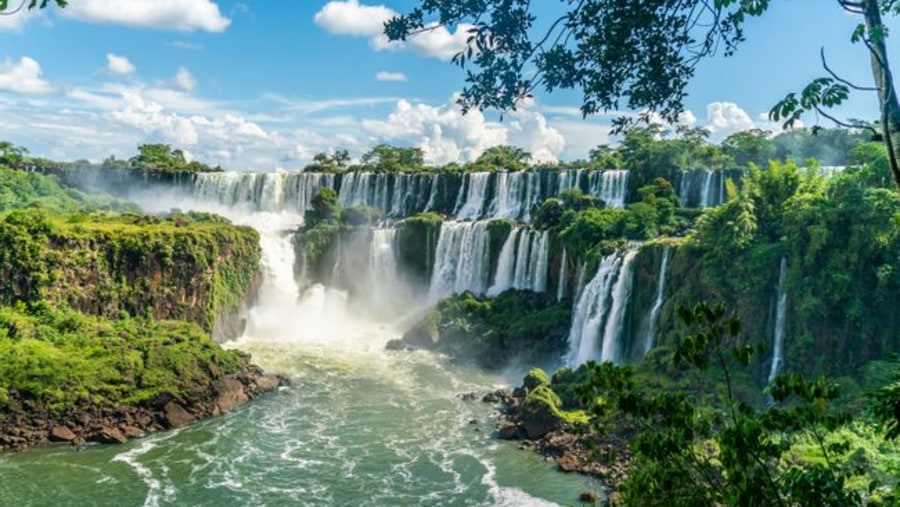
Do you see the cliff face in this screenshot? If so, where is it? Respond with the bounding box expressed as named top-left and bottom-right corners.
top-left (0, 210), bottom-right (261, 341)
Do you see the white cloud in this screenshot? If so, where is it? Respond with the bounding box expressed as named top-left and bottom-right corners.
top-left (376, 71), bottom-right (407, 82)
top-left (315, 1), bottom-right (471, 60)
top-left (360, 96), bottom-right (564, 165)
top-left (0, 57), bottom-right (52, 94)
top-left (703, 101), bottom-right (755, 137)
top-left (63, 0), bottom-right (231, 32)
top-left (175, 67), bottom-right (197, 92)
top-left (106, 54), bottom-right (135, 75)
top-left (313, 0), bottom-right (394, 36)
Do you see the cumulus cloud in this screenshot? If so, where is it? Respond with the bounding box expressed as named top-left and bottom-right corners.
top-left (63, 0), bottom-right (231, 32)
top-left (106, 54), bottom-right (135, 75)
top-left (0, 57), bottom-right (52, 94)
top-left (314, 0), bottom-right (394, 36)
top-left (361, 97), bottom-right (564, 165)
top-left (376, 71), bottom-right (407, 82)
top-left (703, 101), bottom-right (755, 137)
top-left (315, 1), bottom-right (470, 60)
top-left (174, 67), bottom-right (197, 92)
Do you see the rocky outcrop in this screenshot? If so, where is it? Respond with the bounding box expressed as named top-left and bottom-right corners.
top-left (476, 380), bottom-right (631, 494)
top-left (0, 363), bottom-right (288, 452)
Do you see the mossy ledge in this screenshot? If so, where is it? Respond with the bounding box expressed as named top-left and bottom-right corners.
top-left (0, 306), bottom-right (289, 452)
top-left (0, 209), bottom-right (261, 342)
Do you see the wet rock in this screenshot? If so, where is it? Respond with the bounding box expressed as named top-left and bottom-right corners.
top-left (49, 426), bottom-right (77, 442)
top-left (95, 426), bottom-right (128, 444)
top-left (460, 392), bottom-right (477, 402)
top-left (468, 418), bottom-right (479, 425)
top-left (214, 377), bottom-right (250, 413)
top-left (162, 401), bottom-right (194, 429)
top-left (497, 422), bottom-right (519, 440)
top-left (385, 339), bottom-right (408, 351)
top-left (122, 426), bottom-right (145, 439)
top-left (557, 453), bottom-right (580, 473)
top-left (579, 490), bottom-right (599, 504)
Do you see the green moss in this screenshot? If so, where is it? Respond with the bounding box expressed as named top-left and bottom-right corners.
top-left (0, 208), bottom-right (260, 333)
top-left (521, 385), bottom-right (589, 427)
top-left (523, 367), bottom-right (551, 390)
top-left (0, 305), bottom-right (245, 414)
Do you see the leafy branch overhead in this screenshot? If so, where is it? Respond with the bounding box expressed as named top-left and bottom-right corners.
top-left (0, 0), bottom-right (66, 13)
top-left (386, 0), bottom-right (900, 190)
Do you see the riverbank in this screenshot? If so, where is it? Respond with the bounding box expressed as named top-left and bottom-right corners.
top-left (0, 358), bottom-right (288, 452)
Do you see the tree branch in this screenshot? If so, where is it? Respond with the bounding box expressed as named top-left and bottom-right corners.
top-left (820, 47), bottom-right (878, 91)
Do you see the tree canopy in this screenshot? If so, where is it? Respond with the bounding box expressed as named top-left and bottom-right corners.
top-left (386, 0), bottom-right (900, 190)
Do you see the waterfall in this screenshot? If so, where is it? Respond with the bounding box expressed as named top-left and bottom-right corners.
top-left (428, 221), bottom-right (491, 300)
top-left (643, 246), bottom-right (670, 356)
top-left (489, 172), bottom-right (525, 220)
top-left (565, 249), bottom-right (638, 366)
top-left (455, 172), bottom-right (491, 220)
top-left (422, 174), bottom-right (438, 212)
top-left (487, 228), bottom-right (551, 296)
top-left (700, 170), bottom-right (715, 208)
top-left (598, 249), bottom-right (638, 363)
top-left (192, 172), bottom-right (335, 212)
top-left (592, 170), bottom-right (629, 208)
top-left (768, 257), bottom-right (788, 383)
top-left (369, 228), bottom-right (398, 290)
top-left (487, 228), bottom-right (519, 297)
top-left (557, 249), bottom-right (568, 301)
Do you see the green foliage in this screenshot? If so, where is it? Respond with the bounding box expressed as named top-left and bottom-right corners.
top-left (305, 149), bottom-right (351, 173)
top-left (421, 290), bottom-right (571, 368)
top-left (0, 164), bottom-right (134, 214)
top-left (129, 144), bottom-right (220, 173)
top-left (360, 144), bottom-right (425, 173)
top-left (523, 367), bottom-right (551, 390)
top-left (0, 208), bottom-right (260, 332)
top-left (0, 304), bottom-right (244, 413)
top-left (562, 302), bottom-right (872, 506)
top-left (468, 145), bottom-right (531, 172)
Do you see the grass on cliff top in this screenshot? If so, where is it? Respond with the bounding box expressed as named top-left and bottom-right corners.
top-left (0, 303), bottom-right (246, 414)
top-left (0, 164), bottom-right (136, 214)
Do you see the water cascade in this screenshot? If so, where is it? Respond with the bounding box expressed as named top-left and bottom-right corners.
top-left (768, 257), bottom-right (789, 383)
top-left (487, 228), bottom-right (550, 296)
top-left (192, 172), bottom-right (336, 212)
top-left (557, 249), bottom-right (568, 301)
top-left (678, 170), bottom-right (725, 208)
top-left (429, 221), bottom-right (492, 300)
top-left (565, 249), bottom-right (638, 366)
top-left (643, 246), bottom-right (670, 356)
top-left (589, 170), bottom-right (630, 208)
top-left (454, 172), bottom-right (491, 220)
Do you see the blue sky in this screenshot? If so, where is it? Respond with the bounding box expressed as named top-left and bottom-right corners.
top-left (0, 0), bottom-right (893, 170)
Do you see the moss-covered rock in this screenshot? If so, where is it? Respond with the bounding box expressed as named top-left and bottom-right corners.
top-left (0, 209), bottom-right (260, 339)
top-left (520, 385), bottom-right (588, 438)
top-left (523, 367), bottom-right (551, 390)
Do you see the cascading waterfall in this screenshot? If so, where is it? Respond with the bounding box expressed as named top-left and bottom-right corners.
top-left (428, 221), bottom-right (491, 300)
top-left (557, 249), bottom-right (568, 301)
top-left (643, 246), bottom-right (670, 356)
top-left (455, 172), bottom-right (491, 220)
top-left (768, 257), bottom-right (789, 383)
top-left (565, 249), bottom-right (638, 366)
top-left (590, 170), bottom-right (629, 208)
top-left (487, 228), bottom-right (550, 296)
top-left (192, 172), bottom-right (336, 212)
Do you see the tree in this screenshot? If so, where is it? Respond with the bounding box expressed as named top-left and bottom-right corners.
top-left (469, 145), bottom-right (531, 171)
top-left (723, 129), bottom-right (775, 168)
top-left (360, 144), bottom-right (425, 172)
top-left (0, 141), bottom-right (28, 166)
top-left (385, 1), bottom-right (900, 190)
